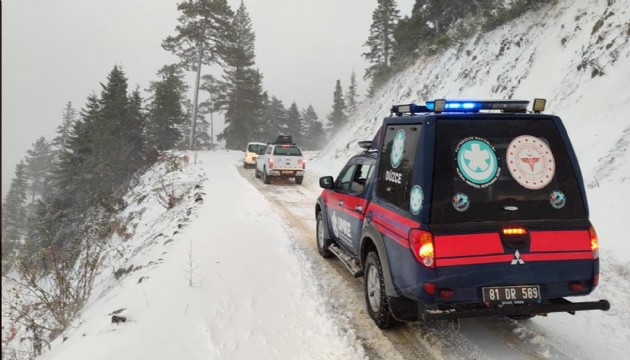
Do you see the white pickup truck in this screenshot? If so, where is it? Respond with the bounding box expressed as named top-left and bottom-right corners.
top-left (255, 143), bottom-right (306, 185)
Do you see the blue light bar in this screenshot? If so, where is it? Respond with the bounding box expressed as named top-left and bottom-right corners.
top-left (425, 99), bottom-right (529, 113)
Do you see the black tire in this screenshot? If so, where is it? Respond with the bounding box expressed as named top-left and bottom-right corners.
top-left (263, 168), bottom-right (270, 184)
top-left (295, 176), bottom-right (304, 185)
top-left (364, 251), bottom-right (399, 329)
top-left (316, 212), bottom-right (333, 258)
top-left (254, 168), bottom-right (261, 178)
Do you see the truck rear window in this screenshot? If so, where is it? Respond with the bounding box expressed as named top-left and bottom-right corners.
top-left (248, 144), bottom-right (266, 153)
top-left (430, 118), bottom-right (586, 224)
top-left (273, 146), bottom-right (302, 156)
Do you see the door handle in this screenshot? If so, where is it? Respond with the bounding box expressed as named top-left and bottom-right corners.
top-left (355, 205), bottom-right (363, 213)
top-left (338, 200), bottom-right (344, 206)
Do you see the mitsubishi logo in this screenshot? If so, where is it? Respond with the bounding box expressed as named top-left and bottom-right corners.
top-left (511, 250), bottom-right (525, 265)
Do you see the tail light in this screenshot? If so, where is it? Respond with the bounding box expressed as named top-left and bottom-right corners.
top-left (589, 225), bottom-right (599, 259)
top-left (409, 229), bottom-right (434, 268)
top-left (298, 158), bottom-right (306, 169)
top-left (268, 157), bottom-right (274, 169)
top-left (569, 281), bottom-right (585, 292)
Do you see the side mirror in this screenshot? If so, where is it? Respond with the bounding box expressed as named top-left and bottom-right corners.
top-left (319, 176), bottom-right (334, 189)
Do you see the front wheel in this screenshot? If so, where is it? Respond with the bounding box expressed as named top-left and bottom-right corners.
top-left (316, 212), bottom-right (333, 258)
top-left (254, 168), bottom-right (261, 178)
top-left (364, 251), bottom-right (399, 329)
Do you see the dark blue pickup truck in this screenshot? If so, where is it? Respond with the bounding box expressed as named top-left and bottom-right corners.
top-left (315, 99), bottom-right (610, 328)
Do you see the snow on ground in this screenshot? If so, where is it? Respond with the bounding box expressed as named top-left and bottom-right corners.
top-left (39, 151), bottom-right (366, 360)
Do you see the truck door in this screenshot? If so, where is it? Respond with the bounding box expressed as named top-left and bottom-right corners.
top-left (327, 158), bottom-right (374, 254)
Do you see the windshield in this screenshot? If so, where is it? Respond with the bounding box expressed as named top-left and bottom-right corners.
top-left (248, 144), bottom-right (266, 153)
top-left (430, 118), bottom-right (586, 224)
top-left (273, 145), bottom-right (302, 156)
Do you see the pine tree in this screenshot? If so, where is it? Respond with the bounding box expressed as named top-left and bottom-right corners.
top-left (162, 0), bottom-right (234, 149)
top-left (301, 104), bottom-right (324, 150)
top-left (53, 102), bottom-right (78, 152)
top-left (363, 0), bottom-right (400, 84)
top-left (1, 161), bottom-right (29, 261)
top-left (214, 1), bottom-right (265, 150)
top-left (346, 70), bottom-right (359, 115)
top-left (285, 102), bottom-right (302, 144)
top-left (25, 137), bottom-right (54, 203)
top-left (146, 64), bottom-right (189, 151)
top-left (326, 80), bottom-right (347, 130)
top-left (259, 96), bottom-right (287, 142)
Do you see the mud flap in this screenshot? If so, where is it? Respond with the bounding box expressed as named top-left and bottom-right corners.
top-left (389, 296), bottom-right (420, 322)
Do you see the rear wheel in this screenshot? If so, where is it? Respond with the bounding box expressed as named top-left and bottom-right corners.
top-left (263, 168), bottom-right (270, 184)
top-left (295, 176), bottom-right (303, 185)
top-left (364, 251), bottom-right (398, 329)
top-left (316, 212), bottom-right (333, 258)
top-left (255, 168), bottom-right (261, 178)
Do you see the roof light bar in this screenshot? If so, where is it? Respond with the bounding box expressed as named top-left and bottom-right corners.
top-left (390, 103), bottom-right (430, 115)
top-left (425, 99), bottom-right (529, 113)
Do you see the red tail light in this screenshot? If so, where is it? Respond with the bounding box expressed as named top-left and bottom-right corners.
top-left (409, 229), bottom-right (434, 268)
top-left (298, 158), bottom-right (306, 169)
top-left (593, 273), bottom-right (599, 286)
top-left (423, 282), bottom-right (436, 295)
top-left (569, 281), bottom-right (585, 292)
top-left (589, 226), bottom-right (599, 259)
top-left (268, 157), bottom-right (274, 169)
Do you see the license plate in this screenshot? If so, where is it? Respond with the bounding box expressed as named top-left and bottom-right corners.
top-left (282, 171), bottom-right (293, 175)
top-left (482, 285), bottom-right (540, 304)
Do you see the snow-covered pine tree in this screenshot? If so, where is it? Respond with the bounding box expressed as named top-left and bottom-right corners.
top-left (301, 104), bottom-right (324, 150)
top-left (346, 70), bottom-right (359, 115)
top-left (363, 0), bottom-right (400, 92)
top-left (286, 102), bottom-right (302, 145)
top-left (326, 80), bottom-right (348, 131)
top-left (215, 1), bottom-right (265, 150)
top-left (1, 161), bottom-right (28, 263)
top-left (163, 0), bottom-right (233, 150)
top-left (25, 137), bottom-right (54, 203)
top-left (146, 64), bottom-right (189, 151)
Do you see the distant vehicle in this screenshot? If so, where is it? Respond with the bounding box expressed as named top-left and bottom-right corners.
top-left (255, 136), bottom-right (306, 185)
top-left (243, 142), bottom-right (267, 169)
top-left (315, 99), bottom-right (610, 328)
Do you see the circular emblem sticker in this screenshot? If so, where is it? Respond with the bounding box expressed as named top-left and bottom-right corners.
top-left (410, 185), bottom-right (423, 215)
top-left (456, 137), bottom-right (500, 188)
top-left (506, 135), bottom-right (556, 190)
top-left (550, 190), bottom-right (566, 209)
top-left (452, 193), bottom-right (470, 212)
top-left (390, 129), bottom-right (406, 169)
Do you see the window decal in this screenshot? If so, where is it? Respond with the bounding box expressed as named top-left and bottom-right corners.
top-left (390, 129), bottom-right (406, 169)
top-left (410, 185), bottom-right (423, 215)
top-left (506, 135), bottom-right (556, 190)
top-left (550, 190), bottom-right (566, 209)
top-left (452, 193), bottom-right (470, 212)
top-left (455, 137), bottom-right (500, 188)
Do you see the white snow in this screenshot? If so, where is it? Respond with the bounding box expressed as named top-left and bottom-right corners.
top-left (5, 0), bottom-right (630, 359)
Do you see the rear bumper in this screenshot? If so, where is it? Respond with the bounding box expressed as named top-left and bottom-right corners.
top-left (269, 170), bottom-right (305, 177)
top-left (420, 298), bottom-right (610, 321)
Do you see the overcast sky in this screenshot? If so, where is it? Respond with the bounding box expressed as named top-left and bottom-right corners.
top-left (2, 0), bottom-right (414, 195)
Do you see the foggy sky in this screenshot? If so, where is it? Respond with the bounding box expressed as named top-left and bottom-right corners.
top-left (2, 0), bottom-right (414, 195)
